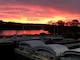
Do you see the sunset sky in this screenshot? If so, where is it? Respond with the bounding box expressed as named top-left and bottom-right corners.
top-left (0, 0), bottom-right (80, 24)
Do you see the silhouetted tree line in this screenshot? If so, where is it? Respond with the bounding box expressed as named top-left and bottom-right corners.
top-left (0, 21), bottom-right (44, 30)
top-left (0, 19), bottom-right (80, 39)
top-left (45, 19), bottom-right (80, 39)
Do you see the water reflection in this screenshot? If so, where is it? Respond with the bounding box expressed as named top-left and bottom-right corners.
top-left (0, 29), bottom-right (49, 36)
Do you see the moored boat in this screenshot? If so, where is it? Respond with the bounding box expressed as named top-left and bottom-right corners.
top-left (15, 40), bottom-right (69, 60)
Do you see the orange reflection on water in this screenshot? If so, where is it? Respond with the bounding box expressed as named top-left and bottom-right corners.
top-left (18, 30), bottom-right (49, 35)
top-left (0, 30), bottom-right (49, 36)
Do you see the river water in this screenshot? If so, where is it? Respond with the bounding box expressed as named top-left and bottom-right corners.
top-left (0, 29), bottom-right (49, 60)
top-left (0, 29), bottom-right (49, 36)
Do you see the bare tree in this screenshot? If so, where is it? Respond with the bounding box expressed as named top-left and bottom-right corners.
top-left (71, 19), bottom-right (79, 26)
top-left (57, 20), bottom-right (65, 26)
top-left (65, 22), bottom-right (71, 26)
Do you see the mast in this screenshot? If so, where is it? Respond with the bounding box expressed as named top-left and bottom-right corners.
top-left (53, 23), bottom-right (56, 35)
top-left (23, 25), bottom-right (25, 34)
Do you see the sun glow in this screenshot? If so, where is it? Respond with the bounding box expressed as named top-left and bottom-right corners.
top-left (0, 16), bottom-right (68, 24)
top-left (0, 0), bottom-right (80, 24)
top-left (39, 16), bottom-right (67, 24)
top-left (0, 17), bottom-right (28, 23)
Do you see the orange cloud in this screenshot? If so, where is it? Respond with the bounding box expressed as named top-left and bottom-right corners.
top-left (0, 4), bottom-right (80, 24)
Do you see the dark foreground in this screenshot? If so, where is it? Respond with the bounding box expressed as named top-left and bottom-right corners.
top-left (0, 42), bottom-right (15, 60)
top-left (0, 41), bottom-right (33, 60)
top-left (15, 53), bottom-right (33, 60)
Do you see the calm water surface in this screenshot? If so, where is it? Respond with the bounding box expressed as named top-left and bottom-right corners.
top-left (0, 29), bottom-right (49, 60)
top-left (0, 29), bottom-right (49, 36)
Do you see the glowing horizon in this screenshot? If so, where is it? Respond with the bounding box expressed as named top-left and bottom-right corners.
top-left (0, 0), bottom-right (80, 24)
